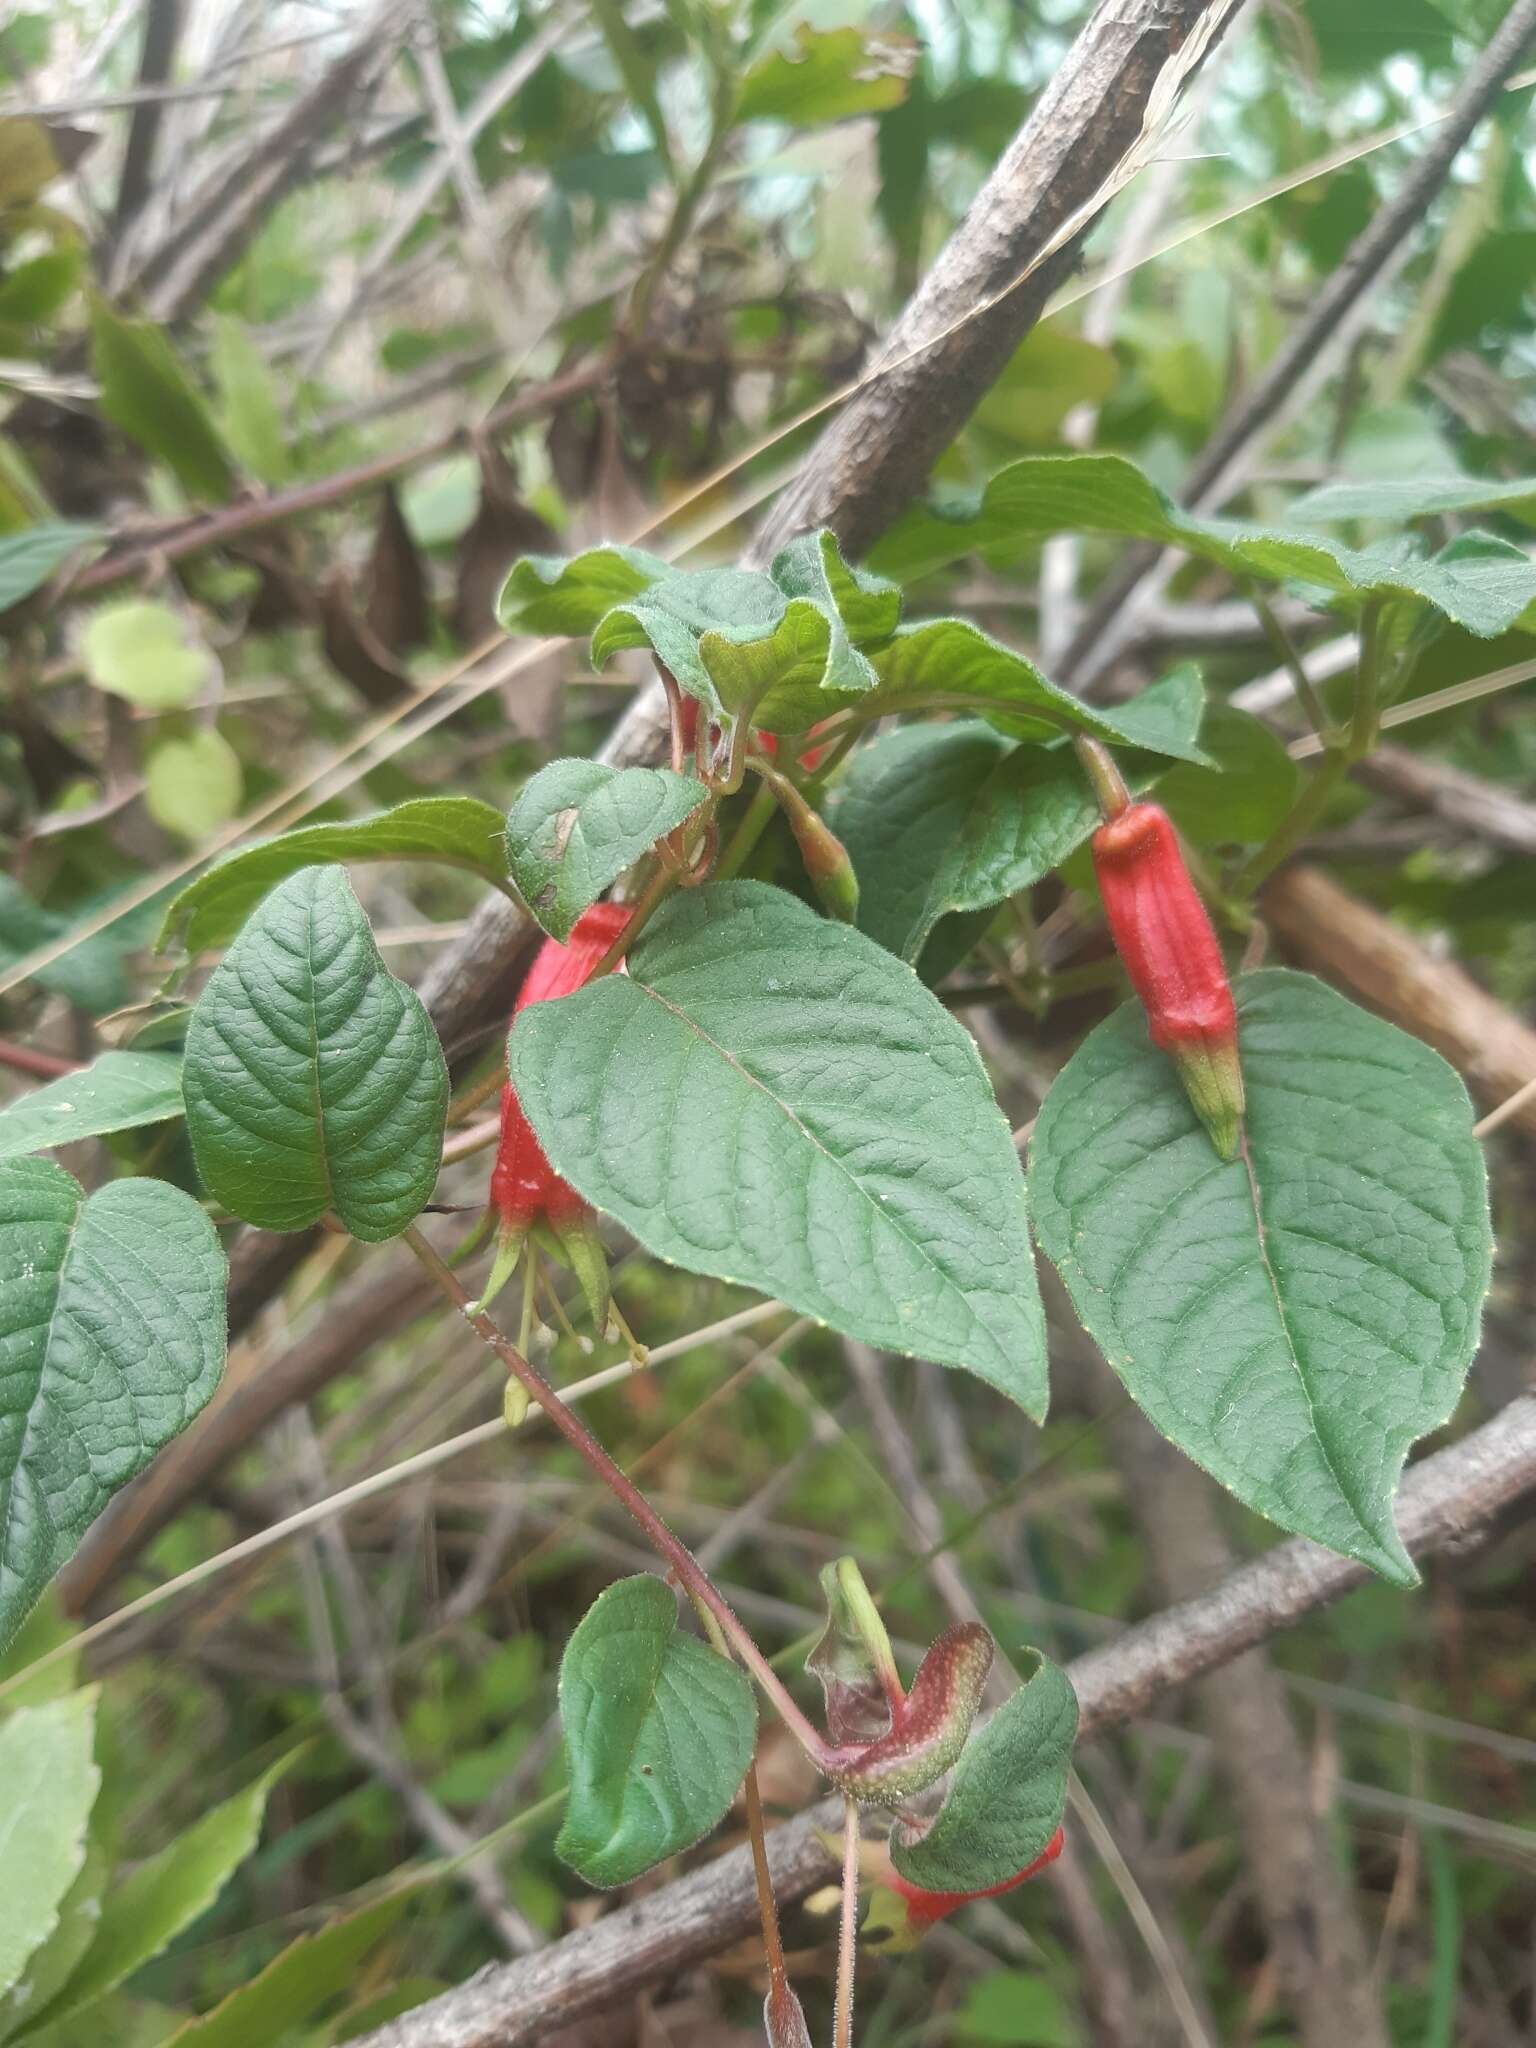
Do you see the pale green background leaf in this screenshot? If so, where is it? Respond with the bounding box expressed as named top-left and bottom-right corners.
top-left (79, 602), bottom-right (209, 711)
top-left (144, 732), bottom-right (243, 844)
top-left (0, 1051), bottom-right (182, 1161)
top-left (0, 1690), bottom-right (99, 1998)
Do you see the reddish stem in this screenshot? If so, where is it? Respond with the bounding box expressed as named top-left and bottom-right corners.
top-left (0, 1039), bottom-right (79, 1080)
top-left (402, 1225), bottom-right (835, 1769)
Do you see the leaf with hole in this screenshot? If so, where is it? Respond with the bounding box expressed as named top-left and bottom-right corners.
top-left (0, 1689), bottom-right (99, 1999)
top-left (506, 760), bottom-right (708, 941)
top-left (181, 867), bottom-right (448, 1240)
top-left (0, 1163), bottom-right (225, 1650)
top-left (1029, 971), bottom-right (1491, 1581)
top-left (0, 1051), bottom-right (182, 1162)
top-left (159, 797), bottom-right (509, 952)
top-left (511, 881), bottom-right (1048, 1414)
top-left (738, 23), bottom-right (913, 125)
top-left (834, 666), bottom-right (1204, 962)
top-left (556, 1575), bottom-right (756, 1888)
top-left (868, 452), bottom-right (1536, 636)
top-left (890, 1652), bottom-right (1076, 1894)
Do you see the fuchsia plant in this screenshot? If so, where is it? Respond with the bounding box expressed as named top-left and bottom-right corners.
top-left (0, 467), bottom-right (1500, 2041)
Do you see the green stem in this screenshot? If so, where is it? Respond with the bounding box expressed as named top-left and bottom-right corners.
top-left (1073, 735), bottom-right (1130, 820)
top-left (715, 780), bottom-right (778, 880)
top-left (1246, 584), bottom-right (1334, 741)
top-left (402, 1225), bottom-right (836, 1771)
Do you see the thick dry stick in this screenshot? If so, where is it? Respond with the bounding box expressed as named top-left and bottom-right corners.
top-left (1059, 0), bottom-right (1536, 684)
top-left (348, 1393), bottom-right (1536, 2048)
top-left (104, 0), bottom-right (183, 259)
top-left (127, 0), bottom-right (411, 323)
top-left (751, 0), bottom-right (1239, 563)
top-left (1263, 864), bottom-right (1536, 1136)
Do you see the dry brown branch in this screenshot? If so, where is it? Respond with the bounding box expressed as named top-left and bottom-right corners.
top-left (1263, 864), bottom-right (1536, 1135)
top-left (1352, 743), bottom-right (1536, 861)
top-left (348, 1392), bottom-right (1536, 2047)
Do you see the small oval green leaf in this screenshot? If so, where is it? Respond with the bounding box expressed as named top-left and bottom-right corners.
top-left (556, 1575), bottom-right (756, 1888)
top-left (182, 867), bottom-right (448, 1240)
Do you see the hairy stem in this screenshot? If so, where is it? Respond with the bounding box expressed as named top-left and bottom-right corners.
top-left (834, 1800), bottom-right (860, 2048)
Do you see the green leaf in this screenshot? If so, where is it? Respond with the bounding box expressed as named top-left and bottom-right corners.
top-left (0, 881), bottom-right (166, 1018)
top-left (767, 528), bottom-right (903, 652)
top-left (22, 1756), bottom-right (294, 2033)
top-left (0, 1164), bottom-right (226, 1650)
top-left (590, 563), bottom-right (876, 734)
top-left (79, 600), bottom-right (210, 711)
top-left (1289, 474), bottom-right (1536, 526)
top-left (835, 667), bottom-right (1203, 962)
top-left (162, 1886), bottom-right (414, 2046)
top-left (868, 453), bottom-right (1536, 637)
top-left (555, 1575), bottom-right (756, 1888)
top-left (505, 760), bottom-right (708, 941)
top-left (865, 616), bottom-right (1211, 753)
top-left (1029, 971), bottom-right (1491, 1581)
top-left (0, 1051), bottom-right (183, 1161)
top-left (1302, 0), bottom-right (1458, 73)
top-left (1, 1838), bottom-right (109, 2042)
top-left (511, 881), bottom-right (1048, 1414)
top-left (1156, 703), bottom-right (1298, 846)
top-left (738, 24), bottom-right (913, 126)
top-left (0, 526), bottom-right (101, 616)
top-left (144, 731), bottom-right (243, 844)
top-left (973, 325), bottom-right (1118, 448)
top-left (955, 1971), bottom-right (1080, 2047)
top-left (0, 1690), bottom-right (99, 1999)
top-left (208, 317), bottom-right (289, 486)
top-left (0, 1591), bottom-right (78, 1710)
top-left (498, 544), bottom-right (671, 637)
top-left (890, 1653), bottom-right (1075, 1894)
top-left (159, 797), bottom-right (510, 953)
top-left (88, 299), bottom-right (238, 504)
top-left (181, 867), bottom-right (449, 1241)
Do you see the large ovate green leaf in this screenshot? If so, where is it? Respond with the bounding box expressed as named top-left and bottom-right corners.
top-left (1029, 971), bottom-right (1491, 1582)
top-left (834, 667), bottom-right (1203, 962)
top-left (0, 1164), bottom-right (226, 1650)
top-left (506, 759), bottom-right (708, 941)
top-left (864, 617), bottom-right (1212, 753)
top-left (511, 881), bottom-right (1048, 1414)
top-left (21, 1756), bottom-right (294, 2034)
top-left (556, 1575), bottom-right (756, 1888)
top-left (890, 1653), bottom-right (1076, 1894)
top-left (181, 867), bottom-right (448, 1240)
top-left (868, 452), bottom-right (1536, 636)
top-left (159, 797), bottom-right (509, 953)
top-left (0, 526), bottom-right (101, 616)
top-left (0, 1690), bottom-right (99, 1999)
top-left (0, 1052), bottom-right (183, 1161)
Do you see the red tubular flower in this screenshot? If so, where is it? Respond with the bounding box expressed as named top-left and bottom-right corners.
top-left (887, 1827), bottom-right (1065, 1937)
top-left (479, 901), bottom-right (631, 1318)
top-left (1091, 801), bottom-right (1245, 1160)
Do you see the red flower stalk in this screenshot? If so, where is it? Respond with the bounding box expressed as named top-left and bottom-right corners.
top-left (478, 901), bottom-right (631, 1321)
top-left (1091, 801), bottom-right (1245, 1160)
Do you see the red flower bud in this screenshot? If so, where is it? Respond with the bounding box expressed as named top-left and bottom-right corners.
top-left (479, 901), bottom-right (630, 1310)
top-left (1091, 801), bottom-right (1245, 1160)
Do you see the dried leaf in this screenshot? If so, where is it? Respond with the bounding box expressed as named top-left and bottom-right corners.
top-left (319, 569), bottom-right (411, 707)
top-left (366, 483), bottom-right (432, 653)
top-left (452, 442), bottom-right (556, 647)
